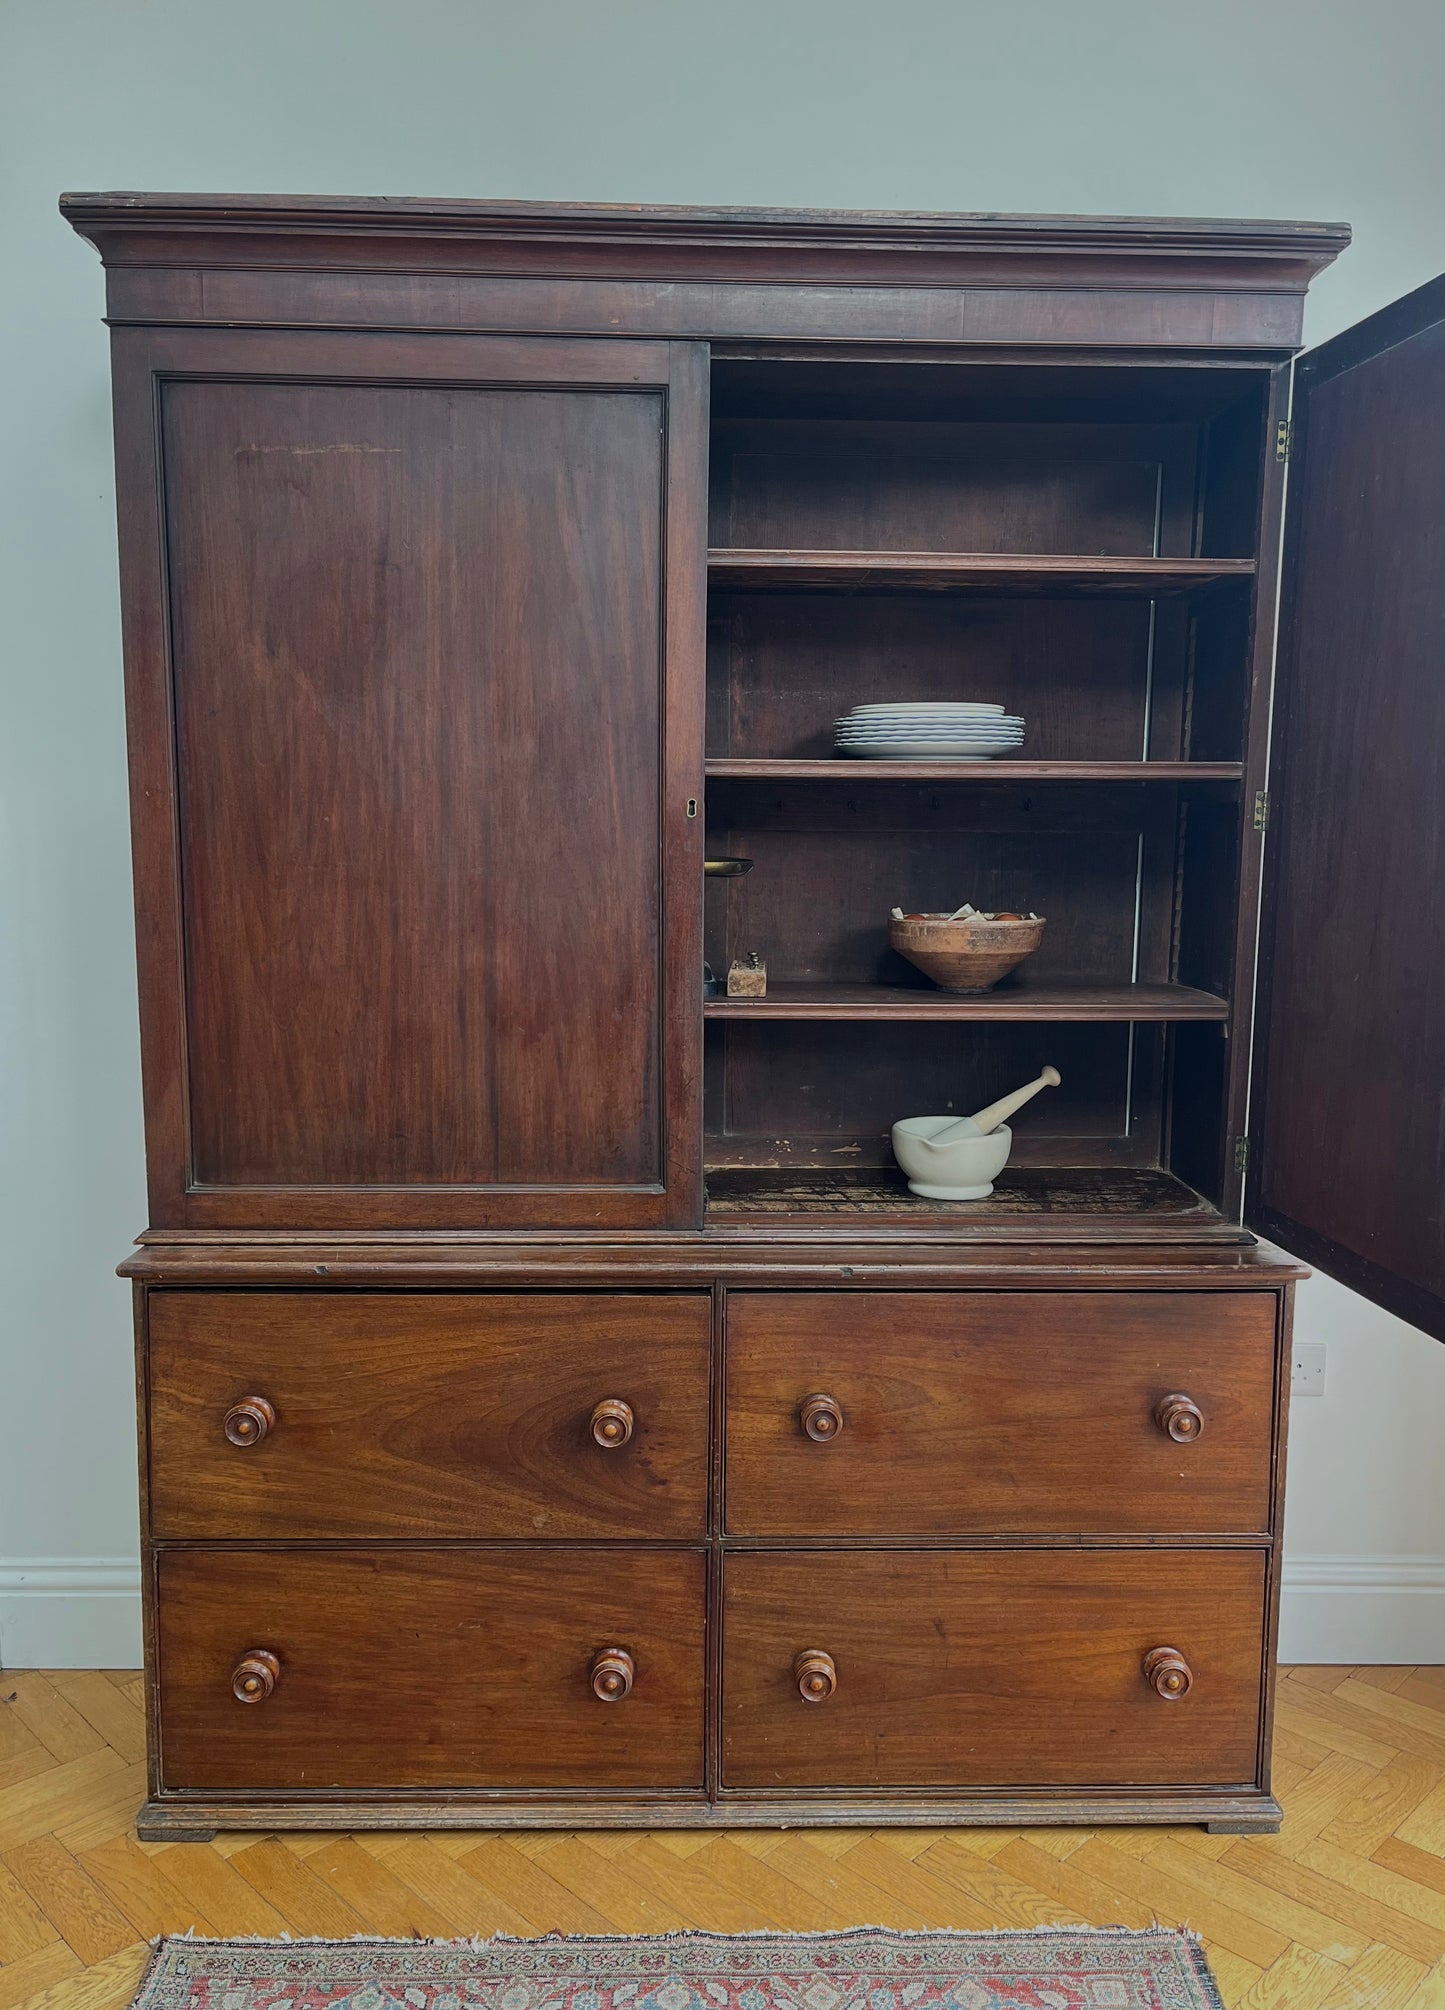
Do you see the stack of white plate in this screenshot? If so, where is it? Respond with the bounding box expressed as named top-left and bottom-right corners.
top-left (835, 702), bottom-right (1026, 760)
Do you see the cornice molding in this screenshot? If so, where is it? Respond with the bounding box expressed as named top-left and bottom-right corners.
top-left (60, 193), bottom-right (1350, 295)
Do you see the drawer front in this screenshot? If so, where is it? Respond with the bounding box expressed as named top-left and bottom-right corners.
top-left (149, 1292), bottom-right (710, 1539)
top-left (157, 1547), bottom-right (706, 1790)
top-left (722, 1549), bottom-right (1265, 1790)
top-left (725, 1292), bottom-right (1276, 1535)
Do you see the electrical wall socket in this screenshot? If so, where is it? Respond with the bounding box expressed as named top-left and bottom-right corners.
top-left (1291, 1340), bottom-right (1327, 1397)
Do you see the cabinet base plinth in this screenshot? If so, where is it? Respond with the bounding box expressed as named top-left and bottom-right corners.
top-left (136, 1791), bottom-right (1283, 1839)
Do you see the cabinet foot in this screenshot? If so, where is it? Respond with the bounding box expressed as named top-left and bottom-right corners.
top-left (136, 1804), bottom-right (217, 1843)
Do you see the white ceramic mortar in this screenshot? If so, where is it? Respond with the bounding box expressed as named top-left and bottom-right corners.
top-left (891, 1117), bottom-right (1012, 1199)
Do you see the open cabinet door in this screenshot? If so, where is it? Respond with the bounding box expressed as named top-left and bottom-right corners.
top-left (1248, 276), bottom-right (1445, 1338)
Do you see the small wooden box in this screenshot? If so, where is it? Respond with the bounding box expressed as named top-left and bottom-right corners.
top-left (726, 956), bottom-right (767, 998)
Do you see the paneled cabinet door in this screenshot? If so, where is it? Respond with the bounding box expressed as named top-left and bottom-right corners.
top-left (1249, 276), bottom-right (1445, 1341)
top-left (112, 330), bottom-right (706, 1229)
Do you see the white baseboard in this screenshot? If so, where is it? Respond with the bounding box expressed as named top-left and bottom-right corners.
top-left (0, 1558), bottom-right (143, 1669)
top-left (3, 1554), bottom-right (1441, 1671)
top-left (1280, 1555), bottom-right (1445, 1663)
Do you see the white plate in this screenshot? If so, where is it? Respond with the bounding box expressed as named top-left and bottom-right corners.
top-left (836, 730), bottom-right (1024, 744)
top-left (843, 702), bottom-right (1007, 716)
top-left (839, 740), bottom-right (1022, 758)
top-left (836, 747), bottom-right (1028, 755)
top-left (837, 722), bottom-right (1023, 734)
top-left (836, 735), bottom-right (1028, 743)
top-left (840, 745), bottom-right (1013, 760)
top-left (839, 724), bottom-right (1024, 735)
top-left (844, 735), bottom-right (1024, 743)
top-left (842, 717), bottom-right (1010, 728)
top-left (837, 715), bottom-right (1024, 728)
top-left (837, 714), bottom-right (1024, 728)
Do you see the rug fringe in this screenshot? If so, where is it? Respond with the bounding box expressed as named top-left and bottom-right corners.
top-left (145, 1921), bottom-right (1206, 1950)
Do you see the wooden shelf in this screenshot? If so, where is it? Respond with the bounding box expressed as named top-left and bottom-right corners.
top-left (703, 980), bottom-right (1227, 1022)
top-left (706, 758), bottom-right (1243, 782)
top-left (704, 1164), bottom-right (1229, 1231)
top-left (708, 549), bottom-right (1257, 595)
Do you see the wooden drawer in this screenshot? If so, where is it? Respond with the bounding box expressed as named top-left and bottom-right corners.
top-left (148, 1292), bottom-right (710, 1540)
top-left (721, 1549), bottom-right (1265, 1790)
top-left (156, 1547), bottom-right (706, 1790)
top-left (725, 1292), bottom-right (1276, 1535)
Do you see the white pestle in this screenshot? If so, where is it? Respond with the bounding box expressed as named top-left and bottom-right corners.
top-left (919, 1066), bottom-right (1061, 1150)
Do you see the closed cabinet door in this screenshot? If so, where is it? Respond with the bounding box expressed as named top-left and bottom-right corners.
top-left (114, 329), bottom-right (706, 1229)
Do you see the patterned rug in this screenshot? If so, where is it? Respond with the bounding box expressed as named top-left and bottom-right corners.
top-left (128, 1927), bottom-right (1225, 2009)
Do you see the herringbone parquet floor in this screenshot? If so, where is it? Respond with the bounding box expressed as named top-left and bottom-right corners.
top-left (1, 1666), bottom-right (1443, 2010)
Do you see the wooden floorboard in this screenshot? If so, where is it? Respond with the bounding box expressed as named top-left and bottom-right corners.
top-left (0, 1666), bottom-right (1441, 2009)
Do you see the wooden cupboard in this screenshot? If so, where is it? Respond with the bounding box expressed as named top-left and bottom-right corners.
top-left (61, 194), bottom-right (1443, 1838)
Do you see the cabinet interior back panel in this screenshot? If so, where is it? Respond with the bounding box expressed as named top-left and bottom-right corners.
top-left (702, 816), bottom-right (1162, 986)
top-left (707, 594), bottom-right (1169, 762)
top-left (162, 379), bottom-right (664, 1190)
top-left (706, 1020), bottom-right (1149, 1168)
top-left (709, 419), bottom-right (1198, 555)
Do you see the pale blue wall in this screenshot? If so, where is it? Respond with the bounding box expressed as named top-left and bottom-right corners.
top-left (2, 0), bottom-right (1443, 1662)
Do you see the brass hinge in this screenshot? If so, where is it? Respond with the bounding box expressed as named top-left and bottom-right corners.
top-left (1253, 789), bottom-right (1270, 833)
top-left (1275, 419), bottom-right (1293, 462)
top-left (1234, 1136), bottom-right (1250, 1175)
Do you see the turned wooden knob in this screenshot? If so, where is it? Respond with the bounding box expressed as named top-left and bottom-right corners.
top-left (799, 1393), bottom-right (843, 1442)
top-left (589, 1647), bottom-right (635, 1701)
top-left (1144, 1646), bottom-right (1194, 1699)
top-left (231, 1649), bottom-right (280, 1704)
top-left (794, 1649), bottom-right (837, 1702)
top-left (590, 1398), bottom-right (634, 1449)
top-left (223, 1396), bottom-right (276, 1447)
top-left (1155, 1393), bottom-right (1204, 1443)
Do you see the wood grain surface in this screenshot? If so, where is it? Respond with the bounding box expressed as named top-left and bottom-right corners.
top-left (702, 981), bottom-right (1227, 1021)
top-left (155, 1549), bottom-right (707, 1791)
top-left (721, 1549), bottom-right (1267, 1789)
top-left (708, 555), bottom-right (1254, 593)
top-left (104, 328), bottom-right (707, 1232)
top-left (1252, 277), bottom-right (1445, 1341)
top-left (724, 1291), bottom-right (1277, 1535)
top-left (163, 376), bottom-right (664, 1195)
top-left (148, 1292), bottom-right (711, 1540)
top-left (64, 195), bottom-right (1349, 353)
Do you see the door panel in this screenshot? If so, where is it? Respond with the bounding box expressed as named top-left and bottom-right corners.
top-left (1251, 279), bottom-right (1445, 1339)
top-left (114, 331), bottom-right (705, 1228)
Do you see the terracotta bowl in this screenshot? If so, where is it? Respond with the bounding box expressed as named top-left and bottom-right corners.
top-left (888, 912), bottom-right (1046, 993)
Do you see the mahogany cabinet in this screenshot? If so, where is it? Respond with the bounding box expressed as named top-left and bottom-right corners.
top-left (61, 193), bottom-right (1443, 1839)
